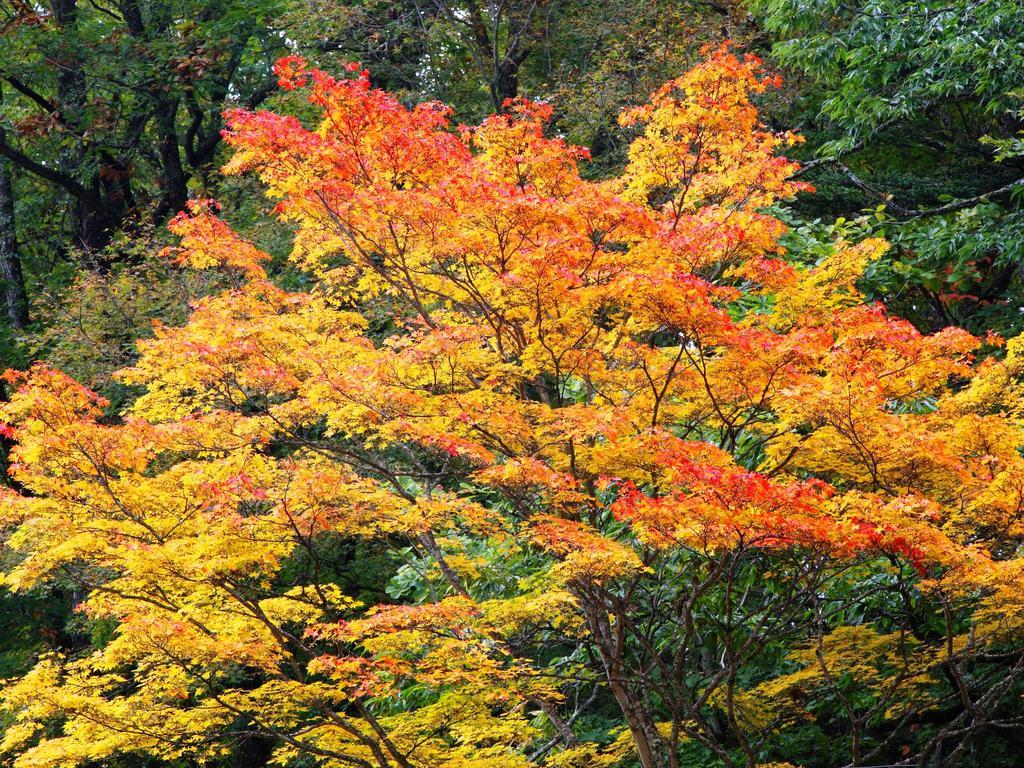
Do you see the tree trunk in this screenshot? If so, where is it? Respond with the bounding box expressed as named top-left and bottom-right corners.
top-left (0, 88), bottom-right (28, 329)
top-left (494, 58), bottom-right (520, 108)
top-left (51, 0), bottom-right (123, 258)
top-left (154, 97), bottom-right (189, 220)
top-left (52, 0), bottom-right (90, 246)
top-left (0, 381), bottom-right (13, 488)
top-left (579, 592), bottom-right (668, 768)
top-left (0, 158), bottom-right (28, 330)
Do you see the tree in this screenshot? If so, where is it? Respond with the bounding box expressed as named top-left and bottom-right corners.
top-left (0, 0), bottom-right (287, 259)
top-left (1, 48), bottom-right (1024, 768)
top-left (747, 0), bottom-right (1024, 334)
top-left (284, 0), bottom-right (743, 163)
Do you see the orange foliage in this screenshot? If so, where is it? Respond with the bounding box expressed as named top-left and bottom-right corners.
top-left (0, 47), bottom-right (1022, 768)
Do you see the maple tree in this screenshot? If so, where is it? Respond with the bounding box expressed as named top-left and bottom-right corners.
top-left (1, 46), bottom-right (1024, 768)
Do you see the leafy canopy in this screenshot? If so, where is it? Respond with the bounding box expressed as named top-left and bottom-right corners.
top-left (2, 47), bottom-right (1024, 768)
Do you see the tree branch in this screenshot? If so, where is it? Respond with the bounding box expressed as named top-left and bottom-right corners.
top-left (3, 76), bottom-right (74, 130)
top-left (0, 138), bottom-right (90, 198)
top-left (834, 162), bottom-right (915, 217)
top-left (904, 175), bottom-right (1024, 219)
top-left (835, 162), bottom-right (1024, 220)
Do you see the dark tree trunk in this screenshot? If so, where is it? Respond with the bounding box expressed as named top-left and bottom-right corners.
top-left (72, 196), bottom-right (129, 269)
top-left (494, 58), bottom-right (520, 107)
top-left (51, 0), bottom-right (93, 250)
top-left (51, 0), bottom-right (128, 258)
top-left (0, 159), bottom-right (28, 330)
top-left (0, 88), bottom-right (28, 329)
top-left (154, 97), bottom-right (189, 220)
top-left (0, 381), bottom-right (13, 489)
top-left (122, 0), bottom-right (193, 222)
top-left (442, 0), bottom-right (531, 113)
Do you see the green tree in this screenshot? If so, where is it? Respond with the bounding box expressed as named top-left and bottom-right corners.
top-left (0, 0), bottom-right (287, 259)
top-left (748, 0), bottom-right (1024, 333)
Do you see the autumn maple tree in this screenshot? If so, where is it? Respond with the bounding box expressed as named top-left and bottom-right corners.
top-left (2, 47), bottom-right (1024, 768)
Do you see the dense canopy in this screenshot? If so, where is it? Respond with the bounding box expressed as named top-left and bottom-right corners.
top-left (2, 4), bottom-right (1024, 768)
